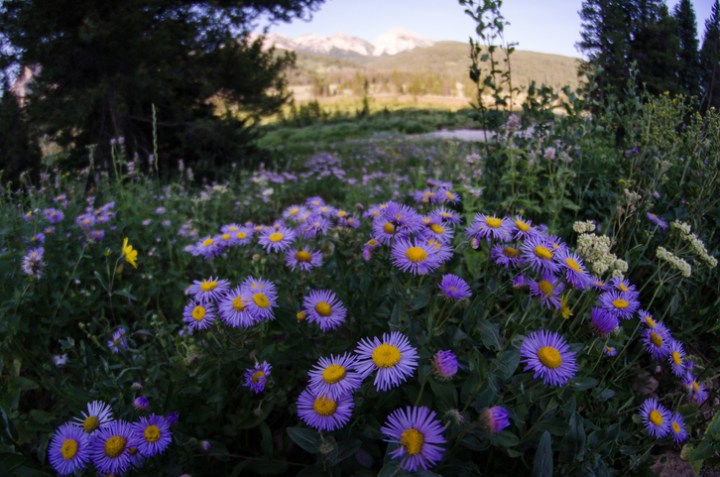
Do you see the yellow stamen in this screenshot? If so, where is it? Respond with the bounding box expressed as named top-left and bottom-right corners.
top-left (200, 281), bottom-right (218, 292)
top-left (537, 346), bottom-right (562, 369)
top-left (60, 439), bottom-right (78, 460)
top-left (400, 428), bottom-right (425, 455)
top-left (313, 396), bottom-right (337, 416)
top-left (83, 416), bottom-right (99, 433)
top-left (295, 251), bottom-right (312, 262)
top-left (534, 245), bottom-right (553, 260)
top-left (649, 410), bottom-right (664, 426)
top-left (232, 296), bottom-right (246, 312)
top-left (322, 364), bottom-right (346, 384)
top-left (268, 232), bottom-right (284, 243)
top-left (372, 344), bottom-right (401, 368)
top-left (405, 247), bottom-right (428, 263)
top-left (315, 302), bottom-right (333, 317)
top-left (192, 306), bottom-right (206, 321)
top-left (253, 293), bottom-right (270, 309)
top-left (144, 425), bottom-right (161, 443)
top-left (612, 299), bottom-right (629, 309)
top-left (104, 436), bottom-right (127, 458)
top-left (485, 216), bottom-right (502, 228)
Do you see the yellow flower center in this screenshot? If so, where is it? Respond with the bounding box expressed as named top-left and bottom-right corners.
top-left (672, 422), bottom-right (681, 434)
top-left (612, 299), bottom-right (629, 309)
top-left (538, 280), bottom-right (554, 296)
top-left (200, 281), bottom-right (218, 292)
top-left (192, 306), bottom-right (206, 321)
top-left (295, 251), bottom-right (312, 262)
top-left (405, 247), bottom-right (428, 263)
top-left (289, 207), bottom-right (299, 215)
top-left (649, 410), bottom-right (664, 426)
top-left (534, 245), bottom-right (553, 260)
top-left (565, 258), bottom-right (582, 273)
top-left (236, 232), bottom-right (247, 239)
top-left (672, 351), bottom-right (682, 366)
top-left (253, 293), bottom-right (270, 309)
top-left (322, 364), bottom-right (347, 384)
top-left (315, 301), bottom-right (333, 317)
top-left (221, 234), bottom-right (231, 241)
top-left (144, 425), bottom-right (161, 443)
top-left (643, 315), bottom-right (657, 328)
top-left (268, 232), bottom-right (284, 243)
top-left (372, 343), bottom-right (401, 368)
top-left (227, 226), bottom-right (239, 232)
top-left (537, 346), bottom-right (562, 369)
top-left (313, 396), bottom-right (337, 416)
top-left (252, 371), bottom-right (265, 384)
top-left (650, 332), bottom-right (663, 347)
top-left (202, 238), bottom-right (214, 247)
top-left (296, 311), bottom-right (307, 321)
top-left (338, 210), bottom-right (347, 217)
top-left (83, 416), bottom-right (99, 432)
top-left (692, 381), bottom-right (700, 392)
top-left (515, 219), bottom-right (531, 232)
top-left (485, 216), bottom-right (503, 228)
top-left (619, 283), bottom-right (629, 292)
top-left (503, 247), bottom-right (519, 258)
top-left (232, 296), bottom-right (246, 312)
top-left (400, 428), bottom-right (425, 456)
top-left (104, 435), bottom-right (127, 458)
top-left (383, 222), bottom-right (395, 234)
top-left (60, 438), bottom-right (78, 460)
top-left (430, 223), bottom-right (445, 234)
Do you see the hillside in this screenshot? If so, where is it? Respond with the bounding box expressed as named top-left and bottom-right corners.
top-left (284, 40), bottom-right (582, 109)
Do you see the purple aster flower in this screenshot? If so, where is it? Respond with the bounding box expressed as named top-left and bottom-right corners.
top-left (133, 396), bottom-right (150, 411)
top-left (363, 238), bottom-right (380, 261)
top-left (647, 212), bottom-right (668, 230)
top-left (21, 247), bottom-right (45, 278)
top-left (372, 217), bottom-right (404, 244)
top-left (283, 205), bottom-right (310, 221)
top-left (230, 227), bottom-right (254, 246)
top-left (432, 350), bottom-right (459, 379)
top-left (598, 290), bottom-right (640, 320)
top-left (390, 239), bottom-right (445, 276)
top-left (48, 423), bottom-right (90, 475)
top-left (182, 301), bottom-right (217, 331)
top-left (520, 235), bottom-right (560, 274)
top-left (244, 361), bottom-right (271, 393)
top-left (438, 188), bottom-right (460, 205)
top-left (511, 216), bottom-right (538, 240)
top-left (590, 307), bottom-right (620, 335)
top-left (430, 207), bottom-right (462, 226)
top-left (191, 236), bottom-right (222, 259)
top-left (382, 201), bottom-right (424, 231)
top-left (88, 229), bottom-right (105, 242)
top-left (89, 420), bottom-right (142, 475)
top-left (438, 274), bottom-right (472, 300)
top-left (555, 248), bottom-right (591, 289)
top-left (165, 412), bottom-right (179, 427)
top-left (133, 414), bottom-right (172, 457)
top-left (519, 330), bottom-right (577, 387)
top-left (218, 287), bottom-right (257, 328)
top-left (604, 346), bottom-right (618, 357)
top-left (669, 412), bottom-right (688, 443)
top-left (528, 274), bottom-right (565, 310)
top-left (421, 219), bottom-right (455, 244)
top-left (466, 213), bottom-right (513, 243)
top-left (43, 208), bottom-right (65, 224)
top-left (240, 277), bottom-right (278, 321)
top-left (107, 327), bottom-right (129, 354)
top-left (300, 215), bottom-right (331, 239)
top-left (590, 277), bottom-right (608, 291)
top-left (307, 353), bottom-right (363, 400)
top-left (303, 289), bottom-right (347, 332)
top-left (684, 376), bottom-right (709, 405)
top-left (213, 232), bottom-right (235, 252)
top-left (380, 406), bottom-right (446, 472)
top-left (512, 275), bottom-right (529, 288)
top-left (258, 225), bottom-right (296, 253)
top-left (186, 276), bottom-right (230, 304)
top-left (639, 398), bottom-right (671, 438)
top-left (668, 340), bottom-right (687, 377)
top-left (73, 400), bottom-right (114, 434)
top-left (609, 277), bottom-right (640, 300)
top-left (285, 247), bottom-right (323, 272)
top-left (490, 244), bottom-right (522, 268)
top-left (297, 388), bottom-right (354, 432)
top-left (30, 232), bottom-right (45, 244)
top-left (354, 331), bottom-right (419, 391)
top-left (638, 310), bottom-right (658, 328)
top-left (75, 213), bottom-right (95, 229)
top-left (641, 322), bottom-right (672, 359)
top-left (482, 406), bottom-right (511, 433)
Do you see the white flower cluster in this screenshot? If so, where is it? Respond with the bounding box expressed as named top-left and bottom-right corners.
top-left (656, 246), bottom-right (692, 278)
top-left (669, 220), bottom-right (717, 268)
top-left (572, 220), bottom-right (596, 234)
top-left (576, 233), bottom-right (627, 278)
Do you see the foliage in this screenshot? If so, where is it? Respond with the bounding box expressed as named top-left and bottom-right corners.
top-left (700, 0), bottom-right (720, 111)
top-left (674, 0), bottom-right (701, 101)
top-left (0, 0), bottom-right (325, 176)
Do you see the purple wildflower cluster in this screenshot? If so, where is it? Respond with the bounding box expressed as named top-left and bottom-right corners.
top-left (182, 276), bottom-right (278, 332)
top-left (75, 201), bottom-right (116, 244)
top-left (48, 400), bottom-right (173, 476)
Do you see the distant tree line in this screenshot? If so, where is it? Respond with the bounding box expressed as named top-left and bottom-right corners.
top-left (579, 0), bottom-right (720, 111)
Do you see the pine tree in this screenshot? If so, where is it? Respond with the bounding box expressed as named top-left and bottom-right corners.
top-left (700, 0), bottom-right (720, 110)
top-left (0, 1), bottom-right (324, 175)
top-left (674, 0), bottom-right (701, 99)
top-left (629, 2), bottom-right (680, 95)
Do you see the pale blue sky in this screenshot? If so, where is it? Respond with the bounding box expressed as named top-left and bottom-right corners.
top-left (257, 0), bottom-right (716, 58)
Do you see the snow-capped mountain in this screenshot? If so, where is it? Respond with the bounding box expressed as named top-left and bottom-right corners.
top-left (253, 29), bottom-right (435, 57)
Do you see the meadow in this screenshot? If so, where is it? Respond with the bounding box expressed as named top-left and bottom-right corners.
top-left (1, 86), bottom-right (719, 477)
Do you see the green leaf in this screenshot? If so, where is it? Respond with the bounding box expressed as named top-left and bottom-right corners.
top-left (571, 377), bottom-right (598, 391)
top-left (493, 349), bottom-right (520, 380)
top-left (476, 318), bottom-right (501, 350)
top-left (260, 422), bottom-right (273, 457)
top-left (532, 431), bottom-right (553, 477)
top-left (491, 431), bottom-right (520, 448)
top-left (286, 427), bottom-right (321, 454)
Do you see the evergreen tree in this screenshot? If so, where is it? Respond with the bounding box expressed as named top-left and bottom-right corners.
top-left (0, 0), bottom-right (324, 175)
top-left (674, 0), bottom-right (701, 99)
top-left (0, 80), bottom-right (41, 186)
top-left (701, 0), bottom-right (720, 110)
top-left (578, 0), bottom-right (634, 103)
top-left (629, 2), bottom-right (680, 95)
